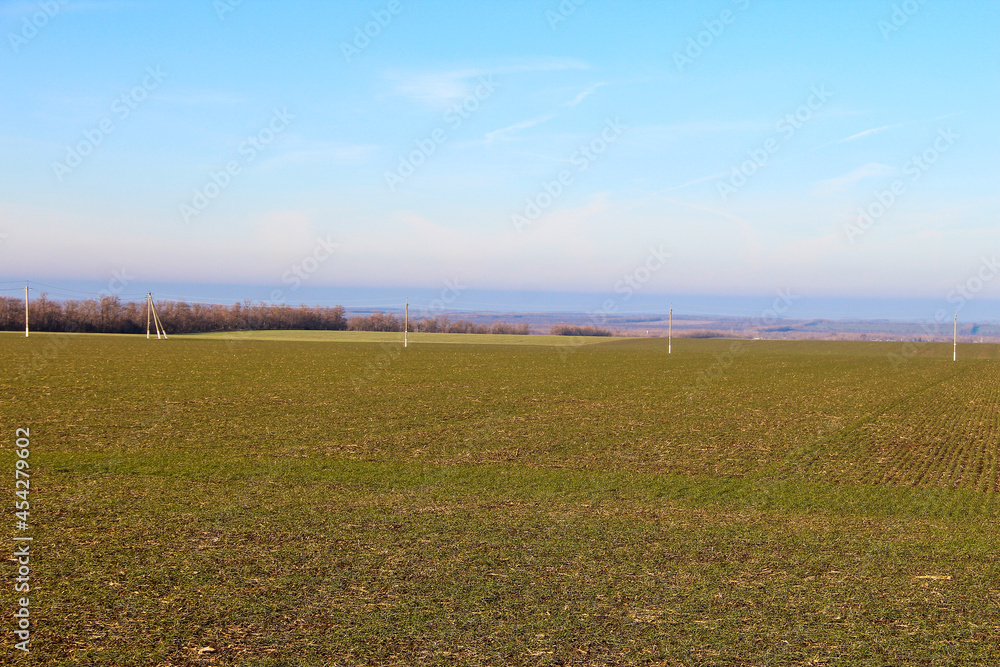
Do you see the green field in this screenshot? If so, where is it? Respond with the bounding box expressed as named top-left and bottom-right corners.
top-left (182, 330), bottom-right (612, 346)
top-left (3, 331), bottom-right (1000, 665)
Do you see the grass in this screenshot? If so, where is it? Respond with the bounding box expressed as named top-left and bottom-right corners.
top-left (2, 332), bottom-right (999, 665)
top-left (179, 330), bottom-right (613, 346)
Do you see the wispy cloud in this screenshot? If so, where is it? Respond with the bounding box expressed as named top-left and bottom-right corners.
top-left (390, 68), bottom-right (486, 106)
top-left (837, 123), bottom-right (903, 143)
top-left (484, 114), bottom-right (556, 145)
top-left (565, 82), bottom-right (607, 107)
top-left (388, 58), bottom-right (588, 106)
top-left (930, 111), bottom-right (964, 122)
top-left (811, 121), bottom-right (907, 151)
top-left (635, 186), bottom-right (761, 252)
top-left (154, 90), bottom-right (247, 106)
top-left (657, 171), bottom-right (729, 192)
top-left (632, 119), bottom-right (774, 140)
top-left (813, 162), bottom-right (896, 196)
top-left (827, 112), bottom-right (963, 147)
top-left (480, 81), bottom-right (606, 146)
top-left (256, 138), bottom-right (378, 169)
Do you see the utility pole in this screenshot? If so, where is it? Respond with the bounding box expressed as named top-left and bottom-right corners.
top-left (154, 298), bottom-right (166, 339)
top-left (24, 282), bottom-right (29, 338)
top-left (147, 293), bottom-right (167, 340)
top-left (404, 299), bottom-right (408, 348)
top-left (953, 311), bottom-right (957, 362)
top-left (668, 305), bottom-right (672, 354)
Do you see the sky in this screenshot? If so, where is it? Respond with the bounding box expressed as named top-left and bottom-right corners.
top-left (1, 0), bottom-right (998, 319)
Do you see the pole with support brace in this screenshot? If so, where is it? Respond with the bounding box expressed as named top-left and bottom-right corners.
top-left (147, 293), bottom-right (167, 340)
top-left (154, 299), bottom-right (167, 339)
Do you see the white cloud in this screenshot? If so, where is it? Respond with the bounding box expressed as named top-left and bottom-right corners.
top-left (635, 187), bottom-right (762, 254)
top-left (565, 82), bottom-right (607, 107)
top-left (387, 58), bottom-right (589, 107)
top-left (389, 68), bottom-right (487, 106)
top-left (255, 137), bottom-right (378, 170)
top-left (837, 124), bottom-right (902, 143)
top-left (483, 114), bottom-right (556, 145)
top-left (812, 163), bottom-right (897, 196)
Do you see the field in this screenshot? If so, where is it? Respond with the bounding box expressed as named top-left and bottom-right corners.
top-left (3, 330), bottom-right (1000, 666)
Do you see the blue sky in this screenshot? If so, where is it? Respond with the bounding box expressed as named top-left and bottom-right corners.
top-left (1, 0), bottom-right (998, 316)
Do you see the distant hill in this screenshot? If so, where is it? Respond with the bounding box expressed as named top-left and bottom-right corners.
top-left (345, 308), bottom-right (1000, 343)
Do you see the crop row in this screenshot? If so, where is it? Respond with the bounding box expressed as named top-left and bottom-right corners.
top-left (791, 364), bottom-right (1000, 493)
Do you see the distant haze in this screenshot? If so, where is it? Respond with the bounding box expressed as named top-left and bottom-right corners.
top-left (18, 280), bottom-right (1000, 324)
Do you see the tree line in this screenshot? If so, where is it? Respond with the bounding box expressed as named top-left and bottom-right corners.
top-left (348, 313), bottom-right (528, 335)
top-left (550, 324), bottom-right (613, 336)
top-left (0, 295), bottom-right (530, 335)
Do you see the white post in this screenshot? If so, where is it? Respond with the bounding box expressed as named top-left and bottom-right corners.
top-left (668, 306), bottom-right (672, 354)
top-left (953, 311), bottom-right (957, 362)
top-left (146, 293), bottom-right (151, 339)
top-left (24, 283), bottom-right (29, 338)
top-left (404, 299), bottom-right (408, 348)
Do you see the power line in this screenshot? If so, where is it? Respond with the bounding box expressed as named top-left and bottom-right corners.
top-left (28, 282), bottom-right (114, 296)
